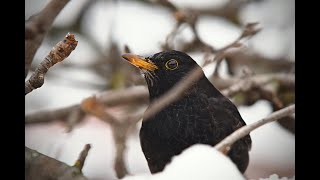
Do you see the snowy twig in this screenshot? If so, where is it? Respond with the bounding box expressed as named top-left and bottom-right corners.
top-left (25, 146), bottom-right (88, 180)
top-left (25, 33), bottom-right (78, 95)
top-left (215, 104), bottom-right (295, 153)
top-left (73, 144), bottom-right (91, 172)
top-left (25, 0), bottom-right (71, 78)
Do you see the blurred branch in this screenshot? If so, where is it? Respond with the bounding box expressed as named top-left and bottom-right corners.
top-left (25, 86), bottom-right (148, 124)
top-left (73, 144), bottom-right (91, 172)
top-left (215, 104), bottom-right (295, 153)
top-left (25, 146), bottom-right (88, 180)
top-left (211, 22), bottom-right (261, 74)
top-left (221, 73), bottom-right (294, 97)
top-left (26, 104), bottom-right (79, 124)
top-left (25, 0), bottom-right (71, 78)
top-left (161, 6), bottom-right (214, 52)
top-left (225, 50), bottom-right (294, 75)
top-left (25, 33), bottom-right (78, 95)
top-left (66, 108), bottom-right (86, 132)
top-left (80, 96), bottom-right (142, 178)
top-left (25, 71), bottom-right (294, 124)
top-left (148, 0), bottom-right (248, 24)
top-left (81, 96), bottom-right (118, 125)
top-left (210, 72), bottom-right (294, 91)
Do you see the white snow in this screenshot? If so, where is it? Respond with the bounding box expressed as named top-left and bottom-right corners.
top-left (123, 144), bottom-right (245, 180)
top-left (255, 174), bottom-right (295, 180)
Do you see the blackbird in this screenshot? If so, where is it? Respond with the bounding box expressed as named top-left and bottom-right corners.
top-left (122, 50), bottom-right (252, 174)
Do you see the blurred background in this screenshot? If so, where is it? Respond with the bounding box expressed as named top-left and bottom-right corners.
top-left (25, 0), bottom-right (295, 179)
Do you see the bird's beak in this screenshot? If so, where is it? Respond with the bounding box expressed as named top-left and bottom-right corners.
top-left (122, 53), bottom-right (158, 71)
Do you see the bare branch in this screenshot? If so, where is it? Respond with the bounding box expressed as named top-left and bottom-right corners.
top-left (80, 95), bottom-right (134, 178)
top-left (25, 33), bottom-right (78, 95)
top-left (25, 0), bottom-right (71, 78)
top-left (148, 0), bottom-right (248, 24)
top-left (112, 125), bottom-right (129, 178)
top-left (73, 144), bottom-right (91, 172)
top-left (215, 104), bottom-right (295, 153)
top-left (80, 96), bottom-right (118, 125)
top-left (25, 146), bottom-right (88, 180)
top-left (212, 22), bottom-right (261, 74)
top-left (25, 104), bottom-right (80, 124)
top-left (221, 73), bottom-right (294, 97)
top-left (66, 108), bottom-right (85, 132)
top-left (25, 72), bottom-right (294, 124)
top-left (225, 50), bottom-right (294, 75)
top-left (25, 86), bottom-right (148, 124)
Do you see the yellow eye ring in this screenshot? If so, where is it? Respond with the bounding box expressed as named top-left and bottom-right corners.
top-left (165, 59), bottom-right (179, 70)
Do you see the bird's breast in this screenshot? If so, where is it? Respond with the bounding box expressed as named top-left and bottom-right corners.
top-left (141, 94), bottom-right (216, 147)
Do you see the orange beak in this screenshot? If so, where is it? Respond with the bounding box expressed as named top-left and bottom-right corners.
top-left (122, 53), bottom-right (158, 71)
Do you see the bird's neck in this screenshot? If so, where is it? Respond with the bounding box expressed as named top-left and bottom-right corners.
top-left (147, 75), bottom-right (222, 102)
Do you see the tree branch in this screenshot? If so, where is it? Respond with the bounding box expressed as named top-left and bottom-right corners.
top-left (221, 73), bottom-right (294, 97)
top-left (214, 104), bottom-right (295, 153)
top-left (147, 0), bottom-right (248, 24)
top-left (25, 33), bottom-right (78, 95)
top-left (80, 96), bottom-right (135, 178)
top-left (25, 0), bottom-right (71, 78)
top-left (73, 144), bottom-right (91, 172)
top-left (25, 86), bottom-right (148, 124)
top-left (211, 22), bottom-right (261, 74)
top-left (25, 72), bottom-right (294, 124)
top-left (25, 146), bottom-right (88, 180)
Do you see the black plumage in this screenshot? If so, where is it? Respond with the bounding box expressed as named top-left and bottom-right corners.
top-left (122, 50), bottom-right (252, 174)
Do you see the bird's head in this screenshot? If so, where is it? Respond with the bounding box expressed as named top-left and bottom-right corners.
top-left (122, 50), bottom-right (204, 99)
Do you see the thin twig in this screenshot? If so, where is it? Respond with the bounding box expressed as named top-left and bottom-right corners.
top-left (66, 108), bottom-right (85, 133)
top-left (73, 144), bottom-right (91, 172)
top-left (25, 33), bottom-right (78, 95)
top-left (112, 125), bottom-right (129, 178)
top-left (212, 22), bottom-right (261, 75)
top-left (215, 104), bottom-right (295, 153)
top-left (80, 96), bottom-right (130, 178)
top-left (25, 0), bottom-right (71, 78)
top-left (148, 0), bottom-right (247, 24)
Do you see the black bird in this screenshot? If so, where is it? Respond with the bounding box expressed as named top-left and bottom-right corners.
top-left (122, 50), bottom-right (252, 174)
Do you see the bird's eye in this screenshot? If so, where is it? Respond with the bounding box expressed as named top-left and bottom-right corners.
top-left (165, 59), bottom-right (178, 70)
